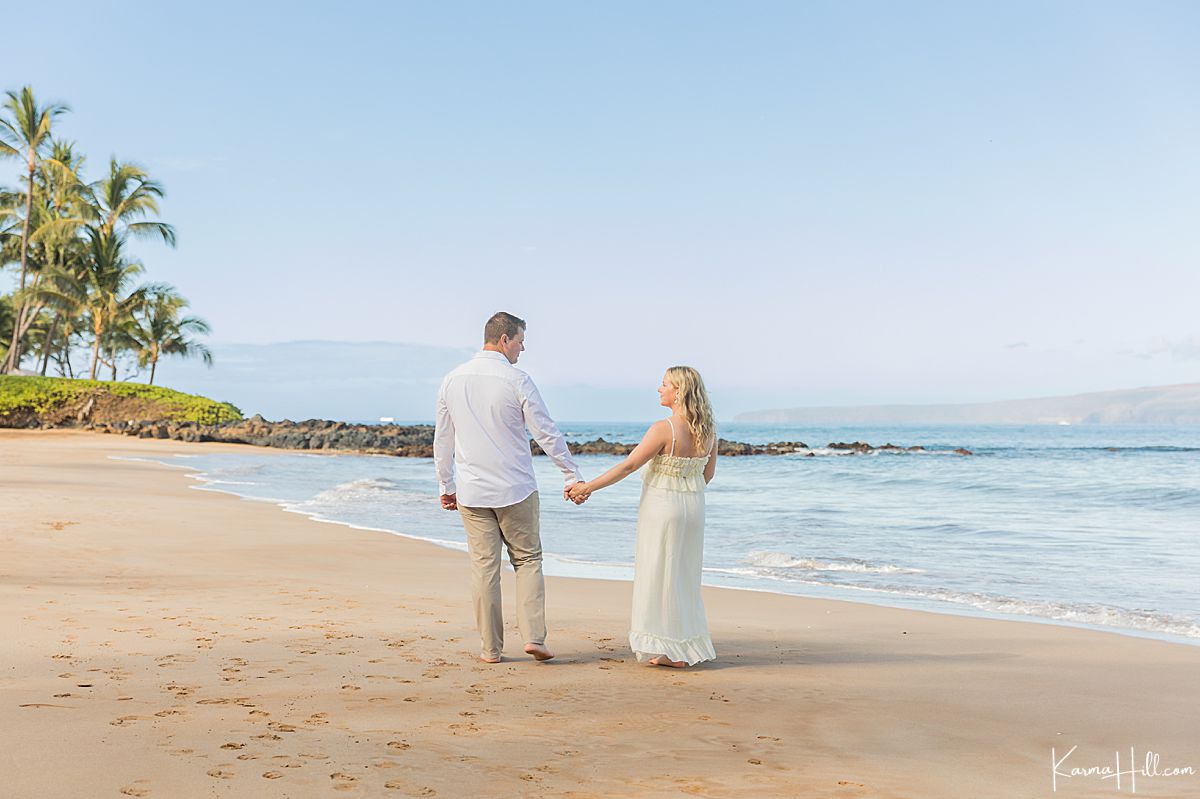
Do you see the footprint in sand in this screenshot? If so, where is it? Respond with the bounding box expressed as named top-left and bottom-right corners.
top-left (118, 782), bottom-right (150, 796)
top-left (386, 741), bottom-right (410, 751)
top-left (270, 755), bottom-right (305, 769)
top-left (111, 715), bottom-right (152, 726)
top-left (262, 771), bottom-right (284, 779)
top-left (267, 722), bottom-right (297, 733)
top-left (154, 708), bottom-right (186, 718)
top-left (330, 772), bottom-right (359, 791)
top-left (155, 654), bottom-right (194, 668)
top-left (252, 733), bottom-right (283, 742)
top-left (206, 769), bottom-right (235, 779)
top-left (220, 742), bottom-right (245, 750)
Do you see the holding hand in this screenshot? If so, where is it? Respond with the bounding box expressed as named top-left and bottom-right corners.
top-left (566, 481), bottom-right (592, 505)
top-left (440, 493), bottom-right (458, 510)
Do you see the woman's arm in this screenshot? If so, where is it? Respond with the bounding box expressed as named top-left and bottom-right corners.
top-left (569, 421), bottom-right (670, 500)
top-left (703, 435), bottom-right (718, 484)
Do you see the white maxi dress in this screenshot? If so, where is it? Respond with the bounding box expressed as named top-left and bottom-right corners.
top-left (628, 420), bottom-right (716, 665)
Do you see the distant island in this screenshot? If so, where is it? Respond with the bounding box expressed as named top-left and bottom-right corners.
top-left (736, 383), bottom-right (1200, 425)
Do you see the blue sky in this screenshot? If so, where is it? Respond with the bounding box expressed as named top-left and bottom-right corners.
top-left (3, 1), bottom-right (1198, 419)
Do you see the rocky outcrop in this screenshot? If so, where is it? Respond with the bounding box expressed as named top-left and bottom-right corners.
top-left (75, 416), bottom-right (972, 457)
top-left (81, 415), bottom-right (439, 456)
top-left (536, 438), bottom-right (814, 456)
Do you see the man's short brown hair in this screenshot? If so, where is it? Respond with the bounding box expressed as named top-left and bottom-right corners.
top-left (484, 311), bottom-right (526, 344)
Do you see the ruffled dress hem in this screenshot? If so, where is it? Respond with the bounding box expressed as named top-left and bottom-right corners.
top-left (629, 630), bottom-right (716, 666)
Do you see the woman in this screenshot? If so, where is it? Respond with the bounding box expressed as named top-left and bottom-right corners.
top-left (568, 366), bottom-right (718, 667)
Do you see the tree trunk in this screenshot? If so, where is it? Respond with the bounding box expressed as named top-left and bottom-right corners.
top-left (149, 357), bottom-right (157, 385)
top-left (12, 299), bottom-right (46, 348)
top-left (1, 151), bottom-right (38, 374)
top-left (89, 331), bottom-right (101, 380)
top-left (40, 313), bottom-right (62, 375)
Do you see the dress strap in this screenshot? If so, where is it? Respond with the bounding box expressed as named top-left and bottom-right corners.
top-left (666, 418), bottom-right (676, 457)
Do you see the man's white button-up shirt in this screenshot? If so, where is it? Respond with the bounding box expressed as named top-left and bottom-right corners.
top-left (434, 350), bottom-right (582, 508)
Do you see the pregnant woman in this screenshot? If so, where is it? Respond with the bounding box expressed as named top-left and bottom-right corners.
top-left (568, 366), bottom-right (718, 667)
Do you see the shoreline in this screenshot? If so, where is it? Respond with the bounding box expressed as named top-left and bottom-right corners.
top-left (5, 430), bottom-right (1199, 797)
top-left (126, 445), bottom-right (1200, 652)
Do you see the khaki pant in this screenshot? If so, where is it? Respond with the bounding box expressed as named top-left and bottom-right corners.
top-left (457, 492), bottom-right (545, 658)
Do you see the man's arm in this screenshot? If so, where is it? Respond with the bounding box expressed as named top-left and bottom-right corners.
top-left (433, 379), bottom-right (457, 507)
top-left (519, 375), bottom-right (583, 488)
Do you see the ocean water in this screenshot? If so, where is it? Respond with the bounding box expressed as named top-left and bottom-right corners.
top-left (124, 422), bottom-right (1200, 646)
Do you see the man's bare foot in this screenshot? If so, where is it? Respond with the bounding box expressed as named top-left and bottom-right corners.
top-left (479, 653), bottom-right (501, 664)
top-left (523, 642), bottom-right (555, 661)
top-left (649, 655), bottom-right (686, 668)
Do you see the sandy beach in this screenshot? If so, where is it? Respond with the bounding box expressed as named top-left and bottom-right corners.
top-left (3, 430), bottom-right (1197, 798)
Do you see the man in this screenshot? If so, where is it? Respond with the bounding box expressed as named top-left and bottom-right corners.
top-left (434, 311), bottom-right (585, 663)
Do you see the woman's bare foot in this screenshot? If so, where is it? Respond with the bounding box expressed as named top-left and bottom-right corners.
top-left (649, 655), bottom-right (686, 668)
top-left (523, 642), bottom-right (555, 661)
top-left (479, 653), bottom-right (501, 664)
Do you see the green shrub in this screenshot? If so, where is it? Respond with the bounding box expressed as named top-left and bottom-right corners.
top-left (0, 375), bottom-right (243, 424)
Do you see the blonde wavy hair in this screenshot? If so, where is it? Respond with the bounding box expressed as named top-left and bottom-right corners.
top-left (666, 366), bottom-right (717, 453)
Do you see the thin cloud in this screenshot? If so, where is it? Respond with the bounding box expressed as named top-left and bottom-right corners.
top-left (1122, 335), bottom-right (1200, 361)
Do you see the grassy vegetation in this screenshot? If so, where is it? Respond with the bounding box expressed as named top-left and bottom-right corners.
top-left (0, 375), bottom-right (242, 424)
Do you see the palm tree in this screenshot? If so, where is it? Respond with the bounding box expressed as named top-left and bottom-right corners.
top-left (121, 285), bottom-right (212, 384)
top-left (29, 141), bottom-right (88, 375)
top-left (84, 158), bottom-right (176, 246)
top-left (0, 86), bottom-right (69, 372)
top-left (73, 158), bottom-right (176, 379)
top-left (35, 229), bottom-right (146, 380)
